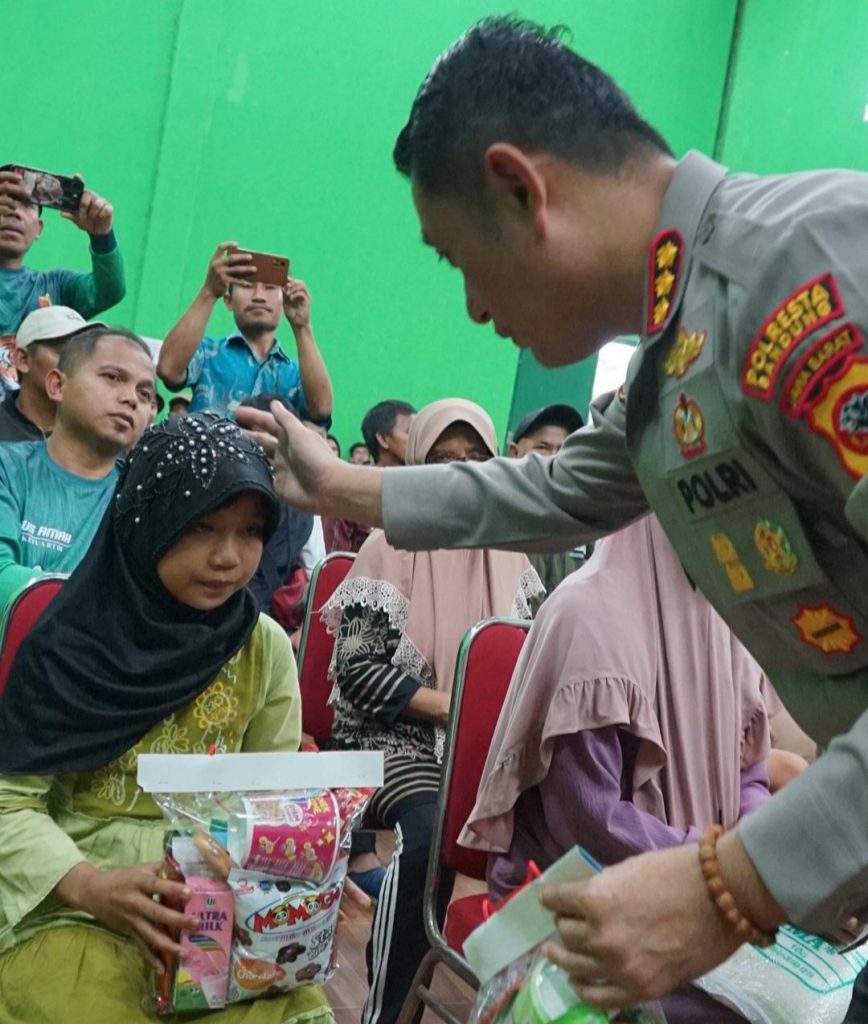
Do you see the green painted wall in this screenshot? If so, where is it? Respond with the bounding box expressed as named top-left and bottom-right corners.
top-left (4, 2), bottom-right (863, 448)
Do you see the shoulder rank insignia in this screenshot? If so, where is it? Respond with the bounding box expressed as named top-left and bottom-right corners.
top-left (710, 533), bottom-right (754, 593)
top-left (647, 229), bottom-right (683, 335)
top-left (663, 327), bottom-right (706, 379)
top-left (742, 273), bottom-right (844, 401)
top-left (806, 355), bottom-right (868, 479)
top-left (793, 603), bottom-right (861, 654)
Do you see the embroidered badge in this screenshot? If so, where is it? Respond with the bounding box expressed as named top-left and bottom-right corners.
top-left (710, 533), bottom-right (754, 593)
top-left (793, 603), bottom-right (861, 654)
top-left (663, 328), bottom-right (706, 379)
top-left (780, 323), bottom-right (862, 418)
top-left (673, 393), bottom-right (706, 459)
top-left (807, 355), bottom-right (868, 479)
top-left (742, 274), bottom-right (844, 401)
top-left (753, 519), bottom-right (798, 576)
top-left (647, 229), bottom-right (683, 335)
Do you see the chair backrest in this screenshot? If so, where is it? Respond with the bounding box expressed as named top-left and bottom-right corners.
top-left (438, 617), bottom-right (530, 880)
top-left (295, 552), bottom-right (356, 744)
top-left (0, 577), bottom-right (64, 698)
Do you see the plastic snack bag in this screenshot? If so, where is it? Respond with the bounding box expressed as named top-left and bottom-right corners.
top-left (695, 924), bottom-right (868, 1024)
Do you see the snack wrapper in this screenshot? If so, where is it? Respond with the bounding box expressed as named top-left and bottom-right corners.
top-left (150, 782), bottom-right (373, 1014)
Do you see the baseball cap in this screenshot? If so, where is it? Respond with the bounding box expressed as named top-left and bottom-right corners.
top-left (513, 403), bottom-right (584, 443)
top-left (15, 307), bottom-right (106, 349)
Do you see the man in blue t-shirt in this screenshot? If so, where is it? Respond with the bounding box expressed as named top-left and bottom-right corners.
top-left (157, 241), bottom-right (333, 423)
top-left (0, 168), bottom-right (126, 393)
top-left (0, 325), bottom-right (155, 610)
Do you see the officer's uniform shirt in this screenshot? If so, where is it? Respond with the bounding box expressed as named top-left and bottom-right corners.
top-left (381, 151), bottom-right (868, 935)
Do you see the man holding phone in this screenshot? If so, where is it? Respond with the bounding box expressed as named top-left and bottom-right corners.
top-left (0, 169), bottom-right (125, 393)
top-left (157, 241), bottom-right (333, 424)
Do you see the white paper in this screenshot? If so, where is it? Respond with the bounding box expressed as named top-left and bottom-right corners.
top-left (463, 846), bottom-right (600, 984)
top-left (137, 750), bottom-right (383, 793)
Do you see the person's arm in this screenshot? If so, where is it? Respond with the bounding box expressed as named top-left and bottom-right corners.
top-left (235, 385), bottom-right (649, 550)
top-left (242, 614), bottom-right (302, 752)
top-left (157, 242), bottom-right (255, 390)
top-left (51, 186), bottom-right (123, 318)
top-left (334, 605), bottom-right (448, 726)
top-left (0, 460), bottom-right (44, 610)
top-left (0, 773), bottom-right (194, 970)
top-left (283, 278), bottom-right (333, 422)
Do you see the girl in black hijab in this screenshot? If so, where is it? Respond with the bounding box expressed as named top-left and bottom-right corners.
top-left (0, 414), bottom-right (337, 1024)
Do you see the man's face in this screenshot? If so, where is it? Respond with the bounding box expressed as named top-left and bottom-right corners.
top-left (413, 184), bottom-right (608, 368)
top-left (51, 336), bottom-right (156, 454)
top-left (13, 339), bottom-right (64, 398)
top-left (511, 423), bottom-right (570, 458)
top-left (379, 412), bottom-right (415, 465)
top-left (225, 281), bottom-right (283, 336)
top-left (350, 445), bottom-right (371, 465)
top-left (0, 198), bottom-right (42, 259)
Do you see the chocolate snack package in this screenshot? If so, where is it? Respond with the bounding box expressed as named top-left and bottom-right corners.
top-left (227, 865), bottom-right (346, 1002)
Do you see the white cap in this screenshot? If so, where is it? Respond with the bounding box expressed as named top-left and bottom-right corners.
top-left (15, 306), bottom-right (106, 349)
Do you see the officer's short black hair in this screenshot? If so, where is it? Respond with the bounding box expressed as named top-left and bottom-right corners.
top-left (394, 16), bottom-right (672, 203)
top-left (57, 326), bottom-right (152, 377)
top-left (361, 400), bottom-right (417, 464)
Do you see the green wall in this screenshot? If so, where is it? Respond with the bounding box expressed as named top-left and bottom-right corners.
top-left (3, 1), bottom-right (865, 448)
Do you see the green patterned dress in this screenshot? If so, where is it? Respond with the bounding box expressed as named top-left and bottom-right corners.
top-left (0, 613), bottom-right (335, 1024)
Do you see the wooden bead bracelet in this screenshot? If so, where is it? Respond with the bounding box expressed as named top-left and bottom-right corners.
top-left (699, 825), bottom-right (778, 949)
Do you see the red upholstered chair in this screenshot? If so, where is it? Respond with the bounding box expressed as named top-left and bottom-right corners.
top-left (295, 552), bottom-right (356, 746)
top-left (0, 577), bottom-right (64, 699)
top-left (397, 617), bottom-right (531, 1024)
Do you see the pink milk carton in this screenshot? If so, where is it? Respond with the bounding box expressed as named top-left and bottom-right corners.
top-left (171, 876), bottom-right (234, 1011)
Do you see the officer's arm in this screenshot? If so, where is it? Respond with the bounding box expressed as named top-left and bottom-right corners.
top-left (730, 195), bottom-right (868, 934)
top-left (382, 387), bottom-right (649, 553)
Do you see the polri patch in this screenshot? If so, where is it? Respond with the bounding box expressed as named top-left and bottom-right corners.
top-left (673, 393), bottom-right (706, 459)
top-left (780, 323), bottom-right (862, 418)
top-left (742, 273), bottom-right (844, 401)
top-left (807, 355), bottom-right (868, 479)
top-left (793, 603), bottom-right (861, 654)
top-left (663, 327), bottom-right (706, 379)
top-left (647, 229), bottom-right (682, 335)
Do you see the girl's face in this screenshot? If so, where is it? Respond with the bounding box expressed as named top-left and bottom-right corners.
top-left (157, 492), bottom-right (268, 610)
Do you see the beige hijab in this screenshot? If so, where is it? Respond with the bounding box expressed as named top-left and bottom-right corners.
top-left (462, 514), bottom-right (771, 852)
top-left (323, 398), bottom-right (543, 693)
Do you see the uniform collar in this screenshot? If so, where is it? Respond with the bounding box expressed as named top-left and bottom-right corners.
top-left (226, 329), bottom-right (290, 362)
top-left (642, 150), bottom-right (728, 341)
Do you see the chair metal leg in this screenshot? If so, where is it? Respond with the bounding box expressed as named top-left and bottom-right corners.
top-left (396, 944), bottom-right (480, 1024)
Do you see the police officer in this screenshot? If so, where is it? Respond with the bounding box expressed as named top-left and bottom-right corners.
top-left (237, 16), bottom-right (868, 1014)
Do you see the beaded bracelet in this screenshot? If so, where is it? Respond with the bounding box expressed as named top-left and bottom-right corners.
top-left (699, 825), bottom-right (778, 949)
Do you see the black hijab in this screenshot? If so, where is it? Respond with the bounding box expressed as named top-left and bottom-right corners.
top-left (0, 413), bottom-right (281, 775)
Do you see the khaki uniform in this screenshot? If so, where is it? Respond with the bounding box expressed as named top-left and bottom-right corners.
top-left (382, 151), bottom-right (868, 934)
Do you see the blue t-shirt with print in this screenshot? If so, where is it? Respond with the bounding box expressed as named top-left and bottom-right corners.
top-left (185, 331), bottom-right (324, 422)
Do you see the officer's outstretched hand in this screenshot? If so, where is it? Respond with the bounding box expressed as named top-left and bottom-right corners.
top-left (236, 402), bottom-right (384, 526)
top-left (539, 835), bottom-right (782, 1009)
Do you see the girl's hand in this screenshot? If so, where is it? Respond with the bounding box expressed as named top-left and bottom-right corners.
top-left (57, 861), bottom-right (198, 971)
top-left (340, 876), bottom-right (372, 923)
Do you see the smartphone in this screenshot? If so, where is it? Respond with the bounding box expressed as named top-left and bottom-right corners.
top-left (234, 248), bottom-right (290, 286)
top-left (0, 164), bottom-right (83, 212)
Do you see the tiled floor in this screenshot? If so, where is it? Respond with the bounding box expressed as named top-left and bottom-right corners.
top-left (326, 871), bottom-right (482, 1024)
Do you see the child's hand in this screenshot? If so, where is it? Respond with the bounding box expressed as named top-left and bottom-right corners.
top-left (339, 877), bottom-right (372, 922)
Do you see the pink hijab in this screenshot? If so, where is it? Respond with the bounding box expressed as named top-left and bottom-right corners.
top-left (323, 398), bottom-right (543, 693)
top-left (461, 514), bottom-right (771, 852)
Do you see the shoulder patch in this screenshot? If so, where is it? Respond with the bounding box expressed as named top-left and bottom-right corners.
top-left (663, 327), bottom-right (706, 379)
top-left (793, 603), bottom-right (861, 654)
top-left (741, 273), bottom-right (844, 401)
top-left (780, 323), bottom-right (862, 418)
top-left (806, 354), bottom-right (868, 479)
top-left (647, 229), bottom-right (683, 335)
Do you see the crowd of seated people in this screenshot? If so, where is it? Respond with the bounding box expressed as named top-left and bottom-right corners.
top-left (0, 162), bottom-right (820, 1024)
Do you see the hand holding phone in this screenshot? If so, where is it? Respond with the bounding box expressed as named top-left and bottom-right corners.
top-left (0, 165), bottom-right (84, 212)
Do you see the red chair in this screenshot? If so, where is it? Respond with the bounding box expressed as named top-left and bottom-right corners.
top-left (397, 617), bottom-right (531, 1024)
top-left (0, 577), bottom-right (64, 698)
top-left (295, 552), bottom-right (356, 745)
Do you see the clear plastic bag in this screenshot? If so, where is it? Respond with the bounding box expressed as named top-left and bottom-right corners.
top-left (150, 785), bottom-right (373, 1015)
top-left (469, 946), bottom-right (667, 1024)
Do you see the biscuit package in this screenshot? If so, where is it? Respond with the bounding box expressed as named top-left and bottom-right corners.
top-left (148, 771), bottom-right (375, 1015)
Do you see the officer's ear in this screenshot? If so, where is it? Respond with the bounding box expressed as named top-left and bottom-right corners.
top-left (483, 143), bottom-right (548, 237)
